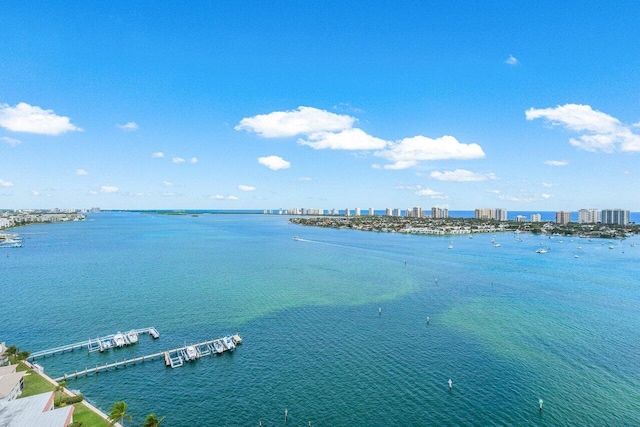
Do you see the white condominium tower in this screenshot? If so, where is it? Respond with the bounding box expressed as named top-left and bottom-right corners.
top-left (555, 211), bottom-right (571, 224)
top-left (578, 209), bottom-right (600, 224)
top-left (601, 209), bottom-right (630, 225)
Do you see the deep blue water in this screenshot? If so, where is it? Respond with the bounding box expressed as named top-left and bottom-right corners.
top-left (2, 213), bottom-right (639, 426)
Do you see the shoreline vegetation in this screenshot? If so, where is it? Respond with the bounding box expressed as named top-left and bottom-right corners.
top-left (290, 216), bottom-right (639, 238)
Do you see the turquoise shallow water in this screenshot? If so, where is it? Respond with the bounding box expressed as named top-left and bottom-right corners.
top-left (2, 213), bottom-right (640, 426)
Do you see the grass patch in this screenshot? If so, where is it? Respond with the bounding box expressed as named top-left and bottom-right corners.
top-left (18, 370), bottom-right (56, 398)
top-left (72, 402), bottom-right (112, 427)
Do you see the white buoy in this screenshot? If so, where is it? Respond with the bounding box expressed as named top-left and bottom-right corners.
top-left (448, 379), bottom-right (453, 390)
top-left (426, 316), bottom-right (430, 324)
top-left (435, 278), bottom-right (438, 283)
top-left (379, 307), bottom-right (382, 315)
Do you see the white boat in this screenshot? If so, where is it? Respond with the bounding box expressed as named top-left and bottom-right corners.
top-left (222, 335), bottom-right (236, 352)
top-left (293, 236), bottom-right (299, 241)
top-left (493, 243), bottom-right (501, 247)
top-left (447, 244), bottom-right (454, 249)
top-left (100, 340), bottom-right (113, 352)
top-left (609, 245), bottom-right (614, 249)
top-left (574, 255), bottom-right (579, 258)
top-left (185, 346), bottom-right (197, 361)
top-left (113, 332), bottom-right (126, 347)
top-left (535, 249), bottom-right (547, 254)
top-left (577, 246), bottom-right (582, 250)
top-left (213, 340), bottom-right (224, 354)
top-left (127, 330), bottom-right (138, 344)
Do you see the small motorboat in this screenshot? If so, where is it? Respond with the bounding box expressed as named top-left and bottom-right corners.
top-left (127, 330), bottom-right (138, 344)
top-left (113, 332), bottom-right (126, 347)
top-left (185, 346), bottom-right (198, 361)
top-left (293, 236), bottom-right (299, 241)
top-left (213, 340), bottom-right (224, 354)
top-left (222, 335), bottom-right (235, 352)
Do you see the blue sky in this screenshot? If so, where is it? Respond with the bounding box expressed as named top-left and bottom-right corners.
top-left (2, 1), bottom-right (640, 211)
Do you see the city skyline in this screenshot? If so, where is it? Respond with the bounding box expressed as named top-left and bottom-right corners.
top-left (2, 2), bottom-right (640, 210)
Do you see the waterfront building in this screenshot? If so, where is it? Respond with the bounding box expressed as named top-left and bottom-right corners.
top-left (555, 211), bottom-right (571, 224)
top-left (412, 206), bottom-right (423, 218)
top-left (601, 209), bottom-right (630, 225)
top-left (369, 207), bottom-right (374, 216)
top-left (355, 207), bottom-right (361, 216)
top-left (515, 215), bottom-right (527, 222)
top-left (90, 207), bottom-right (100, 213)
top-left (392, 208), bottom-right (400, 217)
top-left (345, 208), bottom-right (350, 217)
top-left (531, 213), bottom-right (541, 222)
top-left (495, 208), bottom-right (508, 221)
top-left (385, 208), bottom-right (392, 216)
top-left (475, 208), bottom-right (494, 220)
top-left (0, 365), bottom-right (25, 401)
top-left (578, 209), bottom-right (599, 223)
top-left (0, 391), bottom-right (74, 426)
top-left (431, 207), bottom-right (449, 219)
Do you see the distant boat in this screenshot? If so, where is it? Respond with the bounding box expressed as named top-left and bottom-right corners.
top-left (213, 340), bottom-right (224, 354)
top-left (185, 346), bottom-right (197, 361)
top-left (577, 246), bottom-right (582, 250)
top-left (609, 245), bottom-right (614, 249)
top-left (113, 332), bottom-right (126, 347)
top-left (536, 249), bottom-right (547, 254)
top-left (127, 330), bottom-right (138, 344)
top-left (574, 255), bottom-right (579, 258)
top-left (493, 243), bottom-right (501, 247)
top-left (222, 335), bottom-right (236, 352)
top-left (100, 340), bottom-right (113, 352)
top-left (631, 244), bottom-right (637, 247)
top-left (448, 244), bottom-right (454, 249)
top-left (293, 236), bottom-right (299, 241)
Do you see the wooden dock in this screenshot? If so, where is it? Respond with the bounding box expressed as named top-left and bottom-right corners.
top-left (52, 334), bottom-right (242, 382)
top-left (28, 327), bottom-right (160, 360)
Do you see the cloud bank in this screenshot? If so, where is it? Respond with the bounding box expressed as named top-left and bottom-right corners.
top-left (0, 102), bottom-right (82, 135)
top-left (526, 103), bottom-right (640, 152)
top-left (429, 169), bottom-right (497, 181)
top-left (258, 155), bottom-right (290, 170)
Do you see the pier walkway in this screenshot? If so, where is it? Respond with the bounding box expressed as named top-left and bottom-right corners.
top-left (28, 327), bottom-right (160, 360)
top-left (52, 334), bottom-right (242, 382)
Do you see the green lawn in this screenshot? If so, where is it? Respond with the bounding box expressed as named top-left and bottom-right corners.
top-left (72, 402), bottom-right (112, 427)
top-left (18, 370), bottom-right (56, 398)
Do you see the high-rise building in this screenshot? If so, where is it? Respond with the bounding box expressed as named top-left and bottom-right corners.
top-left (475, 208), bottom-right (494, 220)
top-left (555, 211), bottom-right (571, 224)
top-left (601, 209), bottom-right (630, 225)
top-left (355, 207), bottom-right (361, 216)
top-left (345, 208), bottom-right (350, 217)
top-left (495, 208), bottom-right (508, 221)
top-left (412, 206), bottom-right (422, 218)
top-left (369, 207), bottom-right (374, 216)
top-left (393, 208), bottom-right (401, 217)
top-left (431, 207), bottom-right (449, 219)
top-left (515, 215), bottom-right (527, 222)
top-left (385, 208), bottom-right (392, 216)
top-left (530, 213), bottom-right (541, 222)
top-left (578, 209), bottom-right (600, 224)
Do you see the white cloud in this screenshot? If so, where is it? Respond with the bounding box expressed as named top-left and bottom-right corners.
top-left (375, 135), bottom-right (485, 169)
top-left (526, 104), bottom-right (640, 152)
top-left (189, 157), bottom-right (198, 164)
top-left (89, 190), bottom-right (98, 195)
top-left (430, 169), bottom-right (497, 182)
top-left (0, 179), bottom-right (13, 187)
top-left (258, 155), bottom-right (290, 170)
top-left (75, 169), bottom-right (88, 176)
top-left (116, 122), bottom-right (139, 131)
top-left (505, 55), bottom-right (519, 66)
top-left (544, 160), bottom-right (568, 166)
top-left (299, 128), bottom-right (388, 150)
top-left (236, 106), bottom-right (355, 138)
top-left (211, 194), bottom-right (225, 200)
top-left (295, 177), bottom-right (312, 182)
top-left (162, 192), bottom-right (175, 197)
top-left (238, 185), bottom-right (256, 191)
top-left (31, 190), bottom-right (40, 196)
top-left (486, 189), bottom-right (501, 194)
top-left (0, 136), bottom-right (21, 146)
top-left (227, 195), bottom-right (239, 200)
top-left (163, 181), bottom-right (173, 187)
top-left (152, 152), bottom-right (164, 158)
top-left (172, 157), bottom-right (185, 164)
top-left (415, 188), bottom-right (448, 199)
top-left (0, 102), bottom-right (82, 135)
top-left (541, 182), bottom-right (556, 188)
top-left (100, 185), bottom-right (118, 193)
top-left (499, 192), bottom-right (551, 203)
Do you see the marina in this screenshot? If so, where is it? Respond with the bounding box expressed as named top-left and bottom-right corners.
top-left (28, 327), bottom-right (160, 360)
top-left (52, 334), bottom-right (242, 381)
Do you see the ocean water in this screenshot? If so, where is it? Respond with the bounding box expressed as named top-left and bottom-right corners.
top-left (2, 213), bottom-right (639, 426)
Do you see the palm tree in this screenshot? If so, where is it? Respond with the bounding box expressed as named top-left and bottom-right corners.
top-left (109, 401), bottom-right (132, 426)
top-left (143, 413), bottom-right (165, 427)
